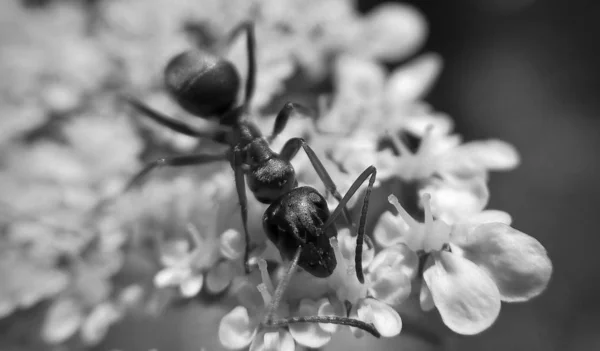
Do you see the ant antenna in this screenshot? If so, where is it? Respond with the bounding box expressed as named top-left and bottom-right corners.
top-left (260, 247), bottom-right (381, 338)
top-left (228, 21), bottom-right (256, 108)
top-left (322, 166), bottom-right (377, 283)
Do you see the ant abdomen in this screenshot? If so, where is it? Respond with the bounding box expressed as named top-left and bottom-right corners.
top-left (164, 50), bottom-right (241, 118)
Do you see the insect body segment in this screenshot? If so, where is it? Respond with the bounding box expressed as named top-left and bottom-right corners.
top-left (263, 187), bottom-right (337, 277)
top-left (164, 50), bottom-right (241, 118)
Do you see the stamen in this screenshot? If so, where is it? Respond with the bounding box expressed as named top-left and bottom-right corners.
top-left (422, 193), bottom-right (433, 237)
top-left (387, 194), bottom-right (418, 228)
top-left (258, 259), bottom-right (275, 294)
top-left (331, 238), bottom-right (349, 275)
top-left (327, 238), bottom-right (347, 292)
top-left (363, 304), bottom-right (376, 324)
top-left (257, 283), bottom-right (272, 306)
top-left (186, 223), bottom-right (204, 249)
top-left (329, 238), bottom-right (367, 304)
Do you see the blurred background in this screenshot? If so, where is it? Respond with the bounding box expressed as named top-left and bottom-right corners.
top-left (2, 0), bottom-right (599, 350)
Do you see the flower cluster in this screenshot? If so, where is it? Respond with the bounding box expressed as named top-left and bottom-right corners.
top-left (218, 230), bottom-right (407, 350)
top-left (373, 191), bottom-right (552, 335)
top-left (148, 169), bottom-right (267, 298)
top-left (214, 14), bottom-right (552, 349)
top-left (0, 0), bottom-right (554, 350)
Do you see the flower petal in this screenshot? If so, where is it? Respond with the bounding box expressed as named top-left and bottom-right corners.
top-left (220, 228), bottom-right (244, 260)
top-left (41, 297), bottom-right (84, 344)
top-left (398, 105), bottom-right (454, 136)
top-left (205, 260), bottom-right (235, 294)
top-left (368, 270), bottom-right (411, 307)
top-left (422, 177), bottom-right (489, 224)
top-left (179, 275), bottom-right (203, 298)
top-left (387, 53), bottom-right (442, 103)
top-left (159, 239), bottom-right (191, 266)
top-left (372, 244), bottom-right (419, 276)
top-left (423, 251), bottom-right (501, 335)
top-left (470, 210), bottom-right (513, 226)
top-left (338, 228), bottom-right (374, 268)
top-left (317, 297), bottom-right (346, 333)
top-left (355, 298), bottom-right (402, 337)
top-left (230, 277), bottom-right (265, 317)
top-left (419, 281), bottom-right (435, 311)
top-left (288, 299), bottom-right (332, 348)
top-left (373, 211), bottom-right (406, 248)
top-left (80, 302), bottom-right (122, 345)
top-left (153, 267), bottom-right (189, 288)
top-left (367, 246), bottom-right (418, 306)
top-left (458, 140), bottom-right (521, 171)
top-left (218, 306), bottom-right (257, 349)
top-left (360, 3), bottom-right (427, 61)
top-left (250, 330), bottom-right (295, 351)
top-left (459, 223), bottom-right (552, 302)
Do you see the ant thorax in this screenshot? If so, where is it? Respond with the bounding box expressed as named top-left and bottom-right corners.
top-left (244, 142), bottom-right (296, 203)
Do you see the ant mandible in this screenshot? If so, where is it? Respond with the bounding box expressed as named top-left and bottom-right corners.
top-left (259, 165), bottom-right (379, 337)
top-left (121, 22), bottom-right (354, 273)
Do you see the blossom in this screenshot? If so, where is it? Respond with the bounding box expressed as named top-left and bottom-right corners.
top-left (374, 192), bottom-right (553, 335)
top-left (218, 260), bottom-right (330, 351)
top-left (328, 230), bottom-right (409, 338)
top-left (153, 224), bottom-right (238, 296)
top-left (218, 227), bottom-right (412, 350)
top-left (377, 125), bottom-right (521, 183)
top-left (290, 54), bottom-right (446, 208)
top-left (0, 2), bottom-right (112, 145)
top-left (41, 284), bottom-right (142, 346)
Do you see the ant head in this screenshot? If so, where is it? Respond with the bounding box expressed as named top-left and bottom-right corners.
top-left (263, 187), bottom-right (338, 278)
top-left (164, 50), bottom-right (240, 117)
top-left (298, 235), bottom-right (337, 278)
top-left (247, 154), bottom-right (297, 204)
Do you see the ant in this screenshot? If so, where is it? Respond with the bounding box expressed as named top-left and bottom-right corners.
top-left (119, 22), bottom-right (354, 273)
top-left (259, 164), bottom-right (380, 337)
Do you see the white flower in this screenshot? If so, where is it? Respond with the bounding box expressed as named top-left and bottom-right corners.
top-left (154, 224), bottom-right (237, 296)
top-left (377, 125), bottom-right (520, 183)
top-left (374, 193), bottom-right (553, 335)
top-left (326, 230), bottom-right (408, 338)
top-left (219, 230), bottom-right (413, 351)
top-left (218, 261), bottom-right (321, 351)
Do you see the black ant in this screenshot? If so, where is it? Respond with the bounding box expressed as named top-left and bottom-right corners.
top-left (259, 164), bottom-right (380, 337)
top-left (119, 22), bottom-right (354, 273)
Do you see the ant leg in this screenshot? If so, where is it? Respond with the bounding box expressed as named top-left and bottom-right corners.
top-left (126, 97), bottom-right (227, 140)
top-left (261, 247), bottom-right (380, 338)
top-left (123, 153), bottom-right (227, 192)
top-left (267, 102), bottom-right (312, 142)
top-left (322, 166), bottom-right (377, 284)
top-left (232, 148), bottom-right (252, 274)
top-left (228, 22), bottom-right (256, 106)
top-left (279, 137), bottom-right (353, 226)
top-left (262, 247), bottom-right (302, 321)
top-left (266, 316), bottom-right (380, 338)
